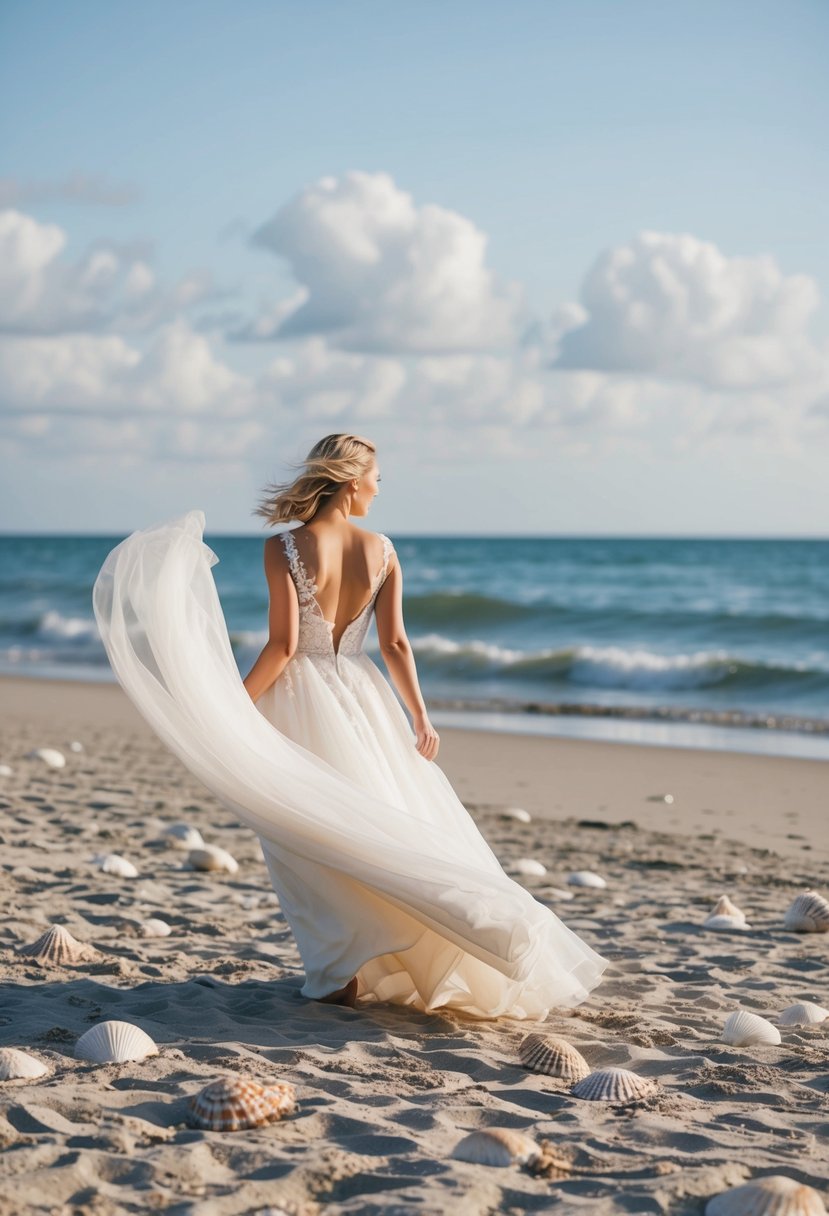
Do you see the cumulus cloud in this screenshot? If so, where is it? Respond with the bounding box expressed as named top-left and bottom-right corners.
top-left (0, 209), bottom-right (216, 335)
top-left (548, 231), bottom-right (826, 390)
top-left (233, 171), bottom-right (524, 354)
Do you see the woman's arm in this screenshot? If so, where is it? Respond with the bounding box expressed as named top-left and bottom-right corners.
top-left (242, 538), bottom-right (298, 704)
top-left (374, 550), bottom-right (440, 761)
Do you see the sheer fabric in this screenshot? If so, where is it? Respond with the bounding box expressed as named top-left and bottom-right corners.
top-left (92, 509), bottom-right (607, 1019)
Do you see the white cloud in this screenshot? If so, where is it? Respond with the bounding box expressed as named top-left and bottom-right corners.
top-left (549, 230), bottom-right (827, 390)
top-left (0, 209), bottom-right (216, 335)
top-left (234, 171), bottom-right (525, 354)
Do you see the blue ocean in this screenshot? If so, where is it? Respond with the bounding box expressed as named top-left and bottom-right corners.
top-left (1, 531), bottom-right (827, 757)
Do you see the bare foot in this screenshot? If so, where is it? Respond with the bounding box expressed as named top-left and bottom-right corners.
top-left (315, 976), bottom-right (359, 1007)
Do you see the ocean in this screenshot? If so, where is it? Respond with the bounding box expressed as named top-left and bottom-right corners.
top-left (2, 530), bottom-right (827, 758)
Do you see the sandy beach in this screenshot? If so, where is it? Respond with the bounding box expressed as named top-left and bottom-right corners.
top-left (1, 674), bottom-right (827, 1214)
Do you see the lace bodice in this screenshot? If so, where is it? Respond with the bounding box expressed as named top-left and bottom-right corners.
top-left (280, 529), bottom-right (395, 661)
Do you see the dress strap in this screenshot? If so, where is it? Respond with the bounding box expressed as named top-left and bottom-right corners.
top-left (280, 530), bottom-right (318, 605)
top-left (376, 534), bottom-right (395, 585)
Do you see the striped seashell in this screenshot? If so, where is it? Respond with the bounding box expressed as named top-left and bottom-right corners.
top-left (139, 918), bottom-right (172, 937)
top-left (0, 1047), bottom-right (49, 1081)
top-left (17, 923), bottom-right (99, 965)
top-left (778, 1001), bottom-right (829, 1027)
top-left (512, 858), bottom-right (547, 877)
top-left (704, 913), bottom-right (750, 932)
top-left (188, 845), bottom-right (239, 874)
top-left (451, 1127), bottom-right (540, 1167)
top-left (188, 1076), bottom-right (297, 1131)
top-left (161, 823), bottom-right (205, 849)
top-left (26, 747), bottom-right (66, 768)
top-left (518, 1033), bottom-right (590, 1082)
top-left (572, 1067), bottom-right (657, 1103)
top-left (783, 892), bottom-right (829, 933)
top-left (93, 853), bottom-right (139, 878)
top-left (722, 1009), bottom-right (781, 1047)
top-left (502, 807), bottom-right (532, 823)
top-left (75, 1020), bottom-right (158, 1064)
top-left (705, 1174), bottom-right (828, 1215)
top-left (567, 870), bottom-right (607, 889)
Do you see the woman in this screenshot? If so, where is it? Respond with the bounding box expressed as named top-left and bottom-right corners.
top-left (92, 432), bottom-right (606, 1020)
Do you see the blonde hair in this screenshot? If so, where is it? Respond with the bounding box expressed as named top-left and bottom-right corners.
top-left (253, 433), bottom-right (377, 526)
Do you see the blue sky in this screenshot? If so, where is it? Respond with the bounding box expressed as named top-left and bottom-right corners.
top-left (1, 0), bottom-right (827, 534)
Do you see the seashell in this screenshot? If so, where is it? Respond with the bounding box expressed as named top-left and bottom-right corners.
top-left (26, 747), bottom-right (65, 768)
top-left (0, 763), bottom-right (13, 776)
top-left (502, 806), bottom-right (532, 823)
top-left (572, 1067), bottom-right (657, 1102)
top-left (188, 845), bottom-right (239, 874)
top-left (17, 923), bottom-right (100, 965)
top-left (705, 1174), bottom-right (827, 1216)
top-left (783, 891), bottom-right (829, 933)
top-left (567, 870), bottom-right (607, 889)
top-left (75, 1020), bottom-right (158, 1064)
top-left (512, 858), bottom-right (547, 877)
top-left (0, 1047), bottom-right (49, 1081)
top-left (451, 1127), bottom-right (540, 1167)
top-left (518, 1033), bottom-right (590, 1082)
top-left (93, 852), bottom-right (139, 878)
top-left (722, 1009), bottom-right (781, 1047)
top-left (778, 1001), bottom-right (829, 1027)
top-left (187, 1075), bottom-right (296, 1131)
top-left (69, 740), bottom-right (84, 752)
top-left (139, 918), bottom-right (172, 938)
top-left (704, 914), bottom-right (750, 932)
top-left (161, 822), bottom-right (205, 849)
top-left (711, 895), bottom-right (746, 922)
top-left (549, 887), bottom-right (575, 901)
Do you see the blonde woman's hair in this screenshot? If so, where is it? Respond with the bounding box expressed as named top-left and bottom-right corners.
top-left (253, 433), bottom-right (377, 526)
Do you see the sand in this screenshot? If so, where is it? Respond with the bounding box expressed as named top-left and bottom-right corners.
top-left (0, 674), bottom-right (827, 1214)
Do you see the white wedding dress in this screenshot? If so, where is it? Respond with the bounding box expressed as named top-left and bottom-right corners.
top-left (92, 509), bottom-right (606, 1020)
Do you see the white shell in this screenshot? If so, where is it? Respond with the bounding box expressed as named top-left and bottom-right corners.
top-left (519, 1033), bottom-right (590, 1081)
top-left (93, 852), bottom-right (139, 878)
top-left (783, 892), bottom-right (829, 933)
top-left (451, 1127), bottom-right (540, 1167)
top-left (188, 1075), bottom-right (297, 1130)
top-left (710, 895), bottom-right (747, 922)
top-left (139, 918), bottom-right (172, 937)
top-left (502, 807), bottom-right (532, 823)
top-left (188, 845), bottom-right (239, 874)
top-left (0, 1048), bottom-right (49, 1081)
top-left (0, 763), bottom-right (13, 776)
top-left (704, 914), bottom-right (750, 932)
top-left (26, 747), bottom-right (65, 768)
top-left (706, 1174), bottom-right (828, 1215)
top-left (161, 823), bottom-right (205, 849)
top-left (572, 1067), bottom-right (656, 1102)
top-left (17, 923), bottom-right (99, 965)
top-left (567, 870), bottom-right (607, 889)
top-left (75, 1020), bottom-right (158, 1064)
top-left (512, 858), bottom-right (547, 877)
top-left (69, 740), bottom-right (84, 752)
top-left (778, 1001), bottom-right (829, 1027)
top-left (722, 1010), bottom-right (781, 1047)
top-left (549, 887), bottom-right (575, 901)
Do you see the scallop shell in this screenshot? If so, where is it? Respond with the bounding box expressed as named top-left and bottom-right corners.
top-left (783, 892), bottom-right (829, 933)
top-left (518, 1033), bottom-right (590, 1082)
top-left (188, 845), bottom-right (239, 874)
top-left (704, 914), bottom-right (750, 932)
top-left (451, 1127), bottom-right (540, 1167)
top-left (0, 1048), bottom-right (49, 1081)
top-left (722, 1010), bottom-right (781, 1047)
top-left (162, 823), bottom-right (205, 849)
top-left (93, 852), bottom-right (139, 878)
top-left (567, 871), bottom-right (607, 889)
top-left (778, 1001), bottom-right (829, 1027)
top-left (187, 1076), bottom-right (297, 1131)
top-left (571, 1067), bottom-right (657, 1102)
top-left (502, 807), bottom-right (532, 823)
top-left (139, 918), bottom-right (172, 937)
top-left (26, 747), bottom-right (66, 768)
top-left (512, 858), bottom-right (547, 877)
top-left (16, 923), bottom-right (100, 965)
top-left (711, 895), bottom-right (746, 921)
top-left (75, 1020), bottom-right (158, 1064)
top-left (705, 1174), bottom-right (828, 1215)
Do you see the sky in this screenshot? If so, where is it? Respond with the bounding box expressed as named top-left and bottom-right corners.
top-left (1, 0), bottom-right (827, 536)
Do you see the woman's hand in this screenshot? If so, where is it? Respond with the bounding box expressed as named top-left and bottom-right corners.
top-left (413, 710), bottom-right (440, 761)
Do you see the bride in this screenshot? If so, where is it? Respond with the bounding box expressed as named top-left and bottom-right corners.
top-left (92, 432), bottom-right (606, 1020)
